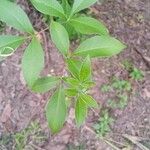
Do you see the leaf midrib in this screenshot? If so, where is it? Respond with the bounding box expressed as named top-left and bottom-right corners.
top-left (54, 26), bottom-right (66, 52)
top-left (0, 37), bottom-right (25, 49)
top-left (71, 18), bottom-right (99, 31)
top-left (33, 79), bottom-right (59, 89)
top-left (75, 46), bottom-right (112, 54)
top-left (53, 88), bottom-right (63, 130)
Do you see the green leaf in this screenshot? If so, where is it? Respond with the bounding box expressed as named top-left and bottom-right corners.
top-left (22, 38), bottom-right (44, 87)
top-left (70, 16), bottom-right (109, 35)
top-left (67, 58), bottom-right (81, 79)
top-left (61, 0), bottom-right (71, 17)
top-left (74, 36), bottom-right (126, 57)
top-left (0, 35), bottom-right (25, 56)
top-left (71, 0), bottom-right (98, 14)
top-left (79, 56), bottom-right (91, 81)
top-left (75, 96), bottom-right (87, 126)
top-left (65, 88), bottom-right (78, 97)
top-left (50, 21), bottom-right (69, 55)
top-left (80, 94), bottom-right (98, 108)
top-left (0, 0), bottom-right (34, 33)
top-left (45, 87), bottom-right (67, 133)
top-left (82, 81), bottom-right (95, 89)
top-left (30, 0), bottom-right (65, 18)
top-left (64, 22), bottom-right (77, 38)
top-left (32, 76), bottom-right (60, 93)
top-left (65, 77), bottom-right (80, 87)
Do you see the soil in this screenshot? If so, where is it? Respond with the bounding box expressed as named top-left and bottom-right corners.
top-left (0, 0), bottom-right (150, 150)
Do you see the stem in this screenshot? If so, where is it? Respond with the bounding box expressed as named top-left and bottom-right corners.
top-left (24, 26), bottom-right (50, 41)
top-left (36, 26), bottom-right (49, 35)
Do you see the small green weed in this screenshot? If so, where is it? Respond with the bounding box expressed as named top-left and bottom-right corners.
top-left (123, 60), bottom-right (144, 81)
top-left (108, 95), bottom-right (128, 109)
top-left (101, 84), bottom-right (111, 92)
top-left (130, 67), bottom-right (144, 81)
top-left (96, 78), bottom-right (131, 136)
top-left (93, 110), bottom-right (114, 137)
top-left (0, 121), bottom-right (47, 150)
top-left (14, 121), bottom-right (47, 150)
top-left (0, 134), bottom-right (14, 150)
top-left (97, 61), bottom-right (144, 137)
top-left (111, 78), bottom-right (131, 92)
top-left (101, 78), bottom-right (131, 110)
top-left (123, 60), bottom-right (133, 71)
top-left (101, 64), bottom-right (144, 111)
top-left (101, 78), bottom-right (131, 93)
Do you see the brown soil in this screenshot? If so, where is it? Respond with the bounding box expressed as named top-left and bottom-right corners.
top-left (0, 0), bottom-right (150, 150)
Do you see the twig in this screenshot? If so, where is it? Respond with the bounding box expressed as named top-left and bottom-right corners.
top-left (36, 27), bottom-right (49, 35)
top-left (104, 140), bottom-right (121, 150)
top-left (40, 29), bottom-right (51, 74)
top-left (83, 125), bottom-right (96, 135)
top-left (105, 138), bottom-right (127, 147)
top-left (134, 48), bottom-right (150, 69)
top-left (30, 143), bottom-right (45, 150)
top-left (123, 134), bottom-right (149, 150)
top-left (83, 126), bottom-right (127, 150)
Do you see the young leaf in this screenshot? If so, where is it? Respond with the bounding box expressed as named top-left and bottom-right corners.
top-left (67, 58), bottom-right (81, 79)
top-left (71, 0), bottom-right (98, 14)
top-left (65, 88), bottom-right (78, 97)
top-left (61, 0), bottom-right (71, 17)
top-left (82, 81), bottom-right (95, 89)
top-left (70, 16), bottom-right (109, 35)
top-left (75, 96), bottom-right (87, 126)
top-left (80, 94), bottom-right (98, 108)
top-left (32, 76), bottom-right (60, 93)
top-left (64, 22), bottom-right (76, 38)
top-left (0, 0), bottom-right (34, 34)
top-left (50, 21), bottom-right (69, 55)
top-left (30, 0), bottom-right (65, 18)
top-left (45, 87), bottom-right (67, 133)
top-left (79, 56), bottom-right (91, 81)
top-left (22, 38), bottom-right (44, 87)
top-left (0, 35), bottom-right (25, 55)
top-left (65, 77), bottom-right (80, 87)
top-left (74, 36), bottom-right (126, 57)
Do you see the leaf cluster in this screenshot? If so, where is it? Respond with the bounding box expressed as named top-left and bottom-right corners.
top-left (0, 0), bottom-right (126, 133)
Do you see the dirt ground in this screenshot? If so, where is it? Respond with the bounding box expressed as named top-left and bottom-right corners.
top-left (0, 0), bottom-right (150, 150)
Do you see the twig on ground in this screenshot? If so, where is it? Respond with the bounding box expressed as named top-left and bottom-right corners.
top-left (134, 48), bottom-right (150, 69)
top-left (123, 134), bottom-right (149, 150)
top-left (104, 140), bottom-right (121, 150)
top-left (30, 143), bottom-right (45, 150)
top-left (83, 125), bottom-right (128, 150)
